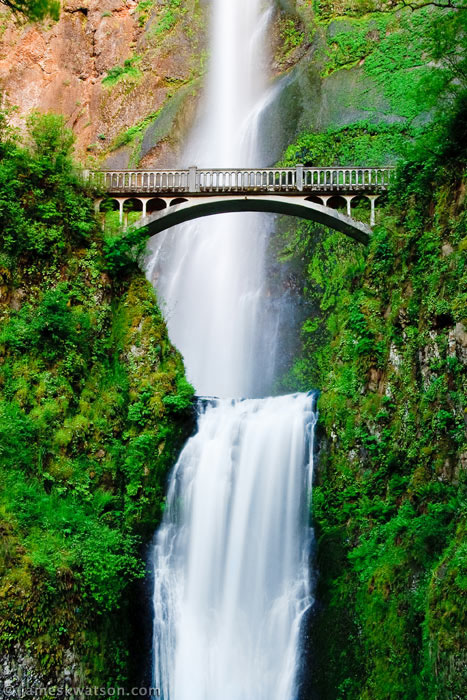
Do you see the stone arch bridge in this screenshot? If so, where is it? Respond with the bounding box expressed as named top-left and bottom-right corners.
top-left (88, 166), bottom-right (394, 245)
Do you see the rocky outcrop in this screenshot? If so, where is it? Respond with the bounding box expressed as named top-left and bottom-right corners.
top-left (0, 648), bottom-right (85, 699)
top-left (0, 0), bottom-right (205, 165)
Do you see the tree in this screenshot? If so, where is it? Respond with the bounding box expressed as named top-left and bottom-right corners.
top-left (1, 0), bottom-right (60, 21)
top-left (342, 0), bottom-right (466, 14)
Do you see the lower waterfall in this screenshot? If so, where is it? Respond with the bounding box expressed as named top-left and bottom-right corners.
top-left (152, 393), bottom-right (316, 700)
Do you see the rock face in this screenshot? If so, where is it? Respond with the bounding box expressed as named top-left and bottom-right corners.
top-left (0, 0), bottom-right (418, 169)
top-left (0, 0), bottom-right (205, 165)
top-left (0, 648), bottom-right (85, 698)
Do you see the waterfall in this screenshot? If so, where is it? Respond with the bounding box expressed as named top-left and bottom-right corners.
top-left (153, 395), bottom-right (316, 700)
top-left (149, 0), bottom-right (316, 697)
top-left (146, 0), bottom-right (278, 398)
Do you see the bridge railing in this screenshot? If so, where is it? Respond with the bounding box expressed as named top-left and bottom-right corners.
top-left (88, 170), bottom-right (191, 192)
top-left (86, 166), bottom-right (395, 194)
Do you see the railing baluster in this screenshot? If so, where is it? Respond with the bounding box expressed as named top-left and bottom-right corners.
top-left (90, 166), bottom-right (393, 209)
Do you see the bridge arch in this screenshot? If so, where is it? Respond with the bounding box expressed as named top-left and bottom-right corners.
top-left (147, 197), bottom-right (167, 214)
top-left (305, 195), bottom-right (324, 206)
top-left (134, 195), bottom-right (372, 244)
top-left (123, 197), bottom-right (143, 212)
top-left (98, 197), bottom-right (120, 213)
top-left (326, 195), bottom-right (348, 212)
top-left (98, 197), bottom-right (121, 232)
top-left (352, 194), bottom-right (380, 226)
top-left (122, 198), bottom-right (144, 229)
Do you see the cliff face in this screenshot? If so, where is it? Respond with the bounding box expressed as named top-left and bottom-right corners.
top-left (0, 0), bottom-right (205, 166)
top-left (0, 0), bottom-right (425, 170)
top-left (0, 114), bottom-right (194, 691)
top-left (277, 107), bottom-right (467, 699)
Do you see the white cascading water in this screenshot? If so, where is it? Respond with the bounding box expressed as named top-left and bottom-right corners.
top-left (153, 395), bottom-right (316, 700)
top-left (147, 0), bottom-right (279, 398)
top-left (149, 1), bottom-right (316, 698)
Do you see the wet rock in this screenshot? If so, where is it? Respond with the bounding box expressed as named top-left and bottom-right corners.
top-left (452, 322), bottom-right (467, 364)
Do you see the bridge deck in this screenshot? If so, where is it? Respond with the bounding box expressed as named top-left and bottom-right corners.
top-left (87, 166), bottom-right (394, 196)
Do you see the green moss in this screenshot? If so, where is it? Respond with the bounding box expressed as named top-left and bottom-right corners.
top-left (279, 121), bottom-right (414, 167)
top-left (322, 13), bottom-right (394, 76)
top-left (276, 15), bottom-right (305, 67)
top-left (149, 0), bottom-right (186, 38)
top-left (0, 113), bottom-right (193, 685)
top-left (109, 108), bottom-right (163, 152)
top-left (278, 93), bottom-right (467, 698)
top-left (136, 0), bottom-right (154, 27)
top-left (319, 8), bottom-right (462, 121)
top-left (102, 56), bottom-right (143, 87)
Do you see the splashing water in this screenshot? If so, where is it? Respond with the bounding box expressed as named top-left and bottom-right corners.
top-left (149, 0), bottom-right (316, 697)
top-left (152, 395), bottom-right (316, 700)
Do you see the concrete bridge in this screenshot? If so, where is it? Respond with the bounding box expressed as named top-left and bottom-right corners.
top-left (88, 166), bottom-right (394, 244)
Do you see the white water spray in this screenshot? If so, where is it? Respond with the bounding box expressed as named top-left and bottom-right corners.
top-left (150, 0), bottom-right (315, 697)
top-left (153, 395), bottom-right (316, 700)
top-left (147, 0), bottom-right (277, 398)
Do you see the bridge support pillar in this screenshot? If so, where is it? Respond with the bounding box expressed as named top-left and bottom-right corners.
top-left (367, 195), bottom-right (379, 226)
top-left (344, 196), bottom-right (354, 217)
top-left (118, 199), bottom-right (124, 225)
top-left (142, 199), bottom-right (147, 218)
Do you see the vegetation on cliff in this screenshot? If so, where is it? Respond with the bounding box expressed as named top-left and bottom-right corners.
top-left (1, 0), bottom-right (58, 22)
top-left (282, 94), bottom-right (466, 700)
top-left (0, 112), bottom-right (193, 688)
top-left (278, 3), bottom-right (467, 695)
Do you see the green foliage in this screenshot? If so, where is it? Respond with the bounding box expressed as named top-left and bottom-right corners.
top-left (0, 287), bottom-right (92, 362)
top-left (392, 91), bottom-right (467, 213)
top-left (282, 18), bottom-right (304, 51)
top-left (163, 377), bottom-right (195, 412)
top-left (0, 109), bottom-right (191, 684)
top-left (363, 9), bottom-right (466, 119)
top-left (279, 87), bottom-right (467, 699)
top-left (110, 108), bottom-right (163, 151)
top-left (1, 0), bottom-right (59, 21)
top-left (280, 121), bottom-right (413, 167)
top-left (103, 226), bottom-right (149, 274)
top-left (276, 16), bottom-right (305, 66)
top-left (322, 13), bottom-right (394, 76)
top-left (102, 56), bottom-right (142, 87)
top-left (0, 112), bottom-right (95, 258)
top-left (151, 0), bottom-right (184, 37)
top-left (313, 0), bottom-right (467, 23)
top-left (136, 0), bottom-right (154, 27)
top-left (320, 7), bottom-right (467, 120)
top-left (1, 468), bottom-right (143, 611)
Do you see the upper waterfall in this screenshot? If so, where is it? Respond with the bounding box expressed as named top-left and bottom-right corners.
top-left (185, 0), bottom-right (273, 167)
top-left (147, 0), bottom-right (278, 399)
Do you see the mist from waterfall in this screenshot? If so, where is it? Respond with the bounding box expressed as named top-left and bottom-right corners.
top-left (146, 0), bottom-right (278, 399)
top-left (149, 1), bottom-right (315, 698)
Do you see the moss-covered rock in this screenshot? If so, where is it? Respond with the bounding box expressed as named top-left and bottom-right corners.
top-left (277, 91), bottom-right (467, 699)
top-left (0, 114), bottom-right (194, 692)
